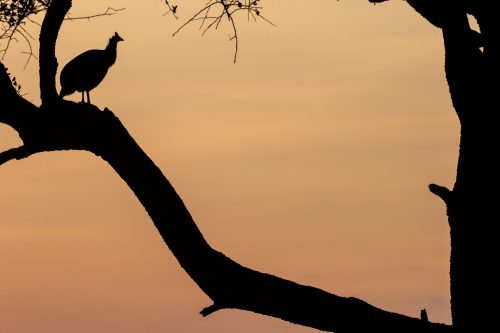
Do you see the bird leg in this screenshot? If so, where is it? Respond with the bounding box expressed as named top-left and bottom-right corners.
top-left (86, 90), bottom-right (91, 104)
top-left (80, 91), bottom-right (85, 104)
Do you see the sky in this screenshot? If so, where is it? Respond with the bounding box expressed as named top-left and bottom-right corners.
top-left (0, 0), bottom-right (459, 332)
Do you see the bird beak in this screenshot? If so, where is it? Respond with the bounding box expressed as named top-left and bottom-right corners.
top-left (115, 32), bottom-right (124, 42)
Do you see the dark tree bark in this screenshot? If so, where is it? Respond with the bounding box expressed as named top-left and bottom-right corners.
top-left (1, 0), bottom-right (496, 332)
top-left (395, 0), bottom-right (500, 332)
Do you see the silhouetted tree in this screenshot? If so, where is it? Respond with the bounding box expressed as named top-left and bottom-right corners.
top-left (1, 1), bottom-right (497, 332)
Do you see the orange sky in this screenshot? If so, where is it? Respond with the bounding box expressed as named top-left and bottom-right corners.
top-left (1, 0), bottom-right (458, 332)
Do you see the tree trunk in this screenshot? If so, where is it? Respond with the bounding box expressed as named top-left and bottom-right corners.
top-left (438, 2), bottom-right (500, 331)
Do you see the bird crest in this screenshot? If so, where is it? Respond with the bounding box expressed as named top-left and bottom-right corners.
top-left (110, 32), bottom-right (124, 44)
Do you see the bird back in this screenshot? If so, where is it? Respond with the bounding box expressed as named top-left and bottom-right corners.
top-left (59, 32), bottom-right (123, 97)
top-left (60, 50), bottom-right (110, 94)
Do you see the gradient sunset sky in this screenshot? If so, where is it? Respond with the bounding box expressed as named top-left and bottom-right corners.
top-left (1, 0), bottom-right (458, 332)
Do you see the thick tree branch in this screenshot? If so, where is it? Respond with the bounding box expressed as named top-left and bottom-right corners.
top-left (39, 0), bottom-right (72, 106)
top-left (369, 0), bottom-right (465, 29)
top-left (405, 0), bottom-right (450, 28)
top-left (3, 25), bottom-right (455, 327)
top-left (0, 100), bottom-right (452, 333)
top-left (441, 8), bottom-right (485, 123)
top-left (0, 61), bottom-right (38, 133)
top-left (465, 1), bottom-right (500, 92)
top-left (0, 60), bottom-right (17, 102)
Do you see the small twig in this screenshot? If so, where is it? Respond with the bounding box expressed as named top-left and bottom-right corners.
top-left (1, 3), bottom-right (125, 66)
top-left (0, 146), bottom-right (34, 166)
top-left (64, 7), bottom-right (125, 22)
top-left (162, 0), bottom-right (178, 19)
top-left (428, 183), bottom-right (452, 204)
top-left (200, 303), bottom-right (226, 317)
top-left (173, 2), bottom-right (219, 37)
top-left (420, 308), bottom-right (429, 323)
top-left (172, 0), bottom-right (274, 62)
top-left (0, 0), bottom-right (49, 60)
top-left (226, 11), bottom-right (238, 62)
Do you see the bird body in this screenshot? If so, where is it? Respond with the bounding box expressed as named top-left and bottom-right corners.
top-left (60, 32), bottom-right (123, 104)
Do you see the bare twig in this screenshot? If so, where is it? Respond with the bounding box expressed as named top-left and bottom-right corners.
top-left (172, 0), bottom-right (274, 62)
top-left (1, 0), bottom-right (48, 60)
top-left (162, 0), bottom-right (178, 19)
top-left (64, 7), bottom-right (125, 22)
top-left (1, 2), bottom-right (125, 66)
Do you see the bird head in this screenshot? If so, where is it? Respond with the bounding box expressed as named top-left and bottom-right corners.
top-left (111, 32), bottom-right (124, 43)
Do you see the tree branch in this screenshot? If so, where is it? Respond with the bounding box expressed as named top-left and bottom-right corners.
top-left (368, 0), bottom-right (463, 29)
top-left (0, 59), bottom-right (17, 99)
top-left (39, 0), bottom-right (72, 106)
top-left (405, 0), bottom-right (449, 28)
top-left (0, 145), bottom-right (35, 165)
top-left (0, 100), bottom-right (452, 333)
top-left (0, 61), bottom-right (38, 132)
top-left (200, 303), bottom-right (225, 317)
top-left (429, 183), bottom-right (452, 204)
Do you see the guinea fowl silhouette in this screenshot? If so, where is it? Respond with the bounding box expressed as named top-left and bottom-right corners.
top-left (60, 32), bottom-right (124, 104)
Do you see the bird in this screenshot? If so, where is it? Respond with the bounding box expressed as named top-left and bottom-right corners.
top-left (60, 32), bottom-right (124, 104)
